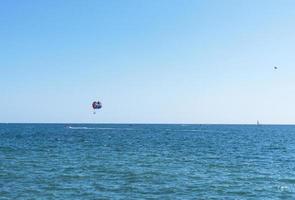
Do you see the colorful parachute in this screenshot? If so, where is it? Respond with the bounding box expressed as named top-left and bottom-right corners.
top-left (92, 100), bottom-right (102, 114)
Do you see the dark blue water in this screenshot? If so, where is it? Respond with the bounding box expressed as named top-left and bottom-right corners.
top-left (1, 124), bottom-right (295, 199)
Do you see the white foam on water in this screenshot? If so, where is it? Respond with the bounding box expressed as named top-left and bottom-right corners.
top-left (67, 126), bottom-right (87, 130)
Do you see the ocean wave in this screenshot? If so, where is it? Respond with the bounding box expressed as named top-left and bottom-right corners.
top-left (175, 129), bottom-right (229, 133)
top-left (67, 126), bottom-right (136, 131)
top-left (66, 126), bottom-right (228, 133)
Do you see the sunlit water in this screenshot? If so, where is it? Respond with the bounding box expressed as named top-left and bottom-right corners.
top-left (1, 124), bottom-right (295, 199)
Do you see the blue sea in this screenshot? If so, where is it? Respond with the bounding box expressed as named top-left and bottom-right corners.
top-left (1, 124), bottom-right (295, 199)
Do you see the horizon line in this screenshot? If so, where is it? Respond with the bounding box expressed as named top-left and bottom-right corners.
top-left (1, 122), bottom-right (295, 126)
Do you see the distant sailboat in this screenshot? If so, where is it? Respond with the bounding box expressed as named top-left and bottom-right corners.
top-left (257, 120), bottom-right (260, 125)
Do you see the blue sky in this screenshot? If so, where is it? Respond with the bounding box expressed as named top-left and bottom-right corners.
top-left (1, 0), bottom-right (295, 123)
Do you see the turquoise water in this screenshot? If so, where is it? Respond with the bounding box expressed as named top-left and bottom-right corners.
top-left (1, 124), bottom-right (295, 199)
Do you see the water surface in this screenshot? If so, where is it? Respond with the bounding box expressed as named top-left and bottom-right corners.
top-left (1, 124), bottom-right (295, 199)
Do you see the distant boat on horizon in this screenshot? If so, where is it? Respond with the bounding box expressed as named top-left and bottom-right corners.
top-left (257, 120), bottom-right (260, 126)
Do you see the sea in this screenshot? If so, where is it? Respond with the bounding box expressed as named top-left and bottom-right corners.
top-left (1, 124), bottom-right (295, 199)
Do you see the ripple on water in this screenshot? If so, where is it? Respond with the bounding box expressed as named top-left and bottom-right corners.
top-left (1, 124), bottom-right (295, 199)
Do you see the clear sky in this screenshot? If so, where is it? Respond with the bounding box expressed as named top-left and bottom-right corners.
top-left (1, 0), bottom-right (295, 124)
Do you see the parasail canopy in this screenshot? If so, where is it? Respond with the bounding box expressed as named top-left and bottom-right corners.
top-left (92, 101), bottom-right (102, 110)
